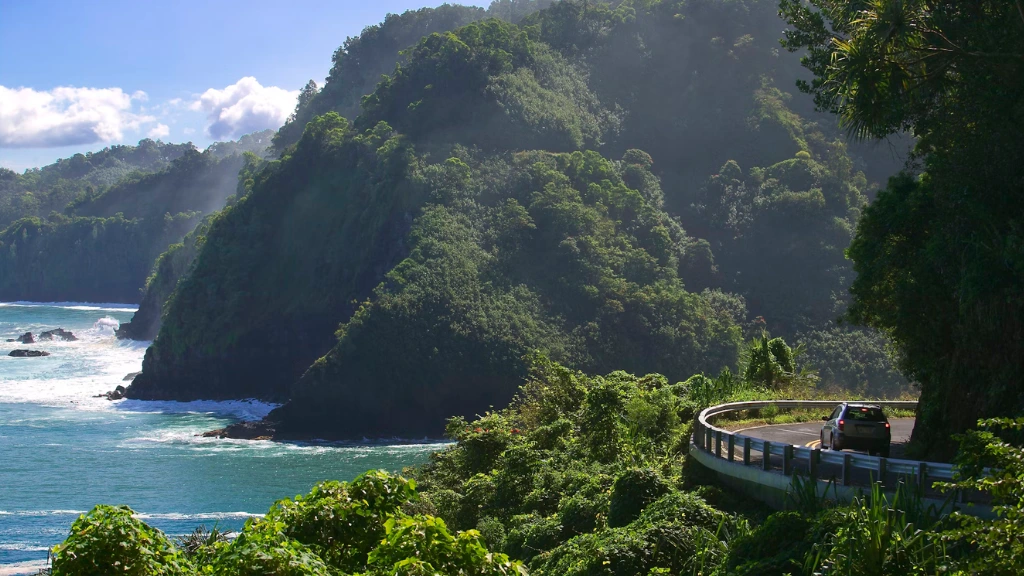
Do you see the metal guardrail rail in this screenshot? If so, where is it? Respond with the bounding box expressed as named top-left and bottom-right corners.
top-left (692, 400), bottom-right (958, 491)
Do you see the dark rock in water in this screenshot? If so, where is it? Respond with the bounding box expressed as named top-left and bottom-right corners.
top-left (93, 386), bottom-right (127, 400)
top-left (9, 349), bottom-right (50, 357)
top-left (202, 419), bottom-right (278, 441)
top-left (14, 332), bottom-right (34, 344)
top-left (107, 385), bottom-right (127, 400)
top-left (123, 372), bottom-right (142, 381)
top-left (5, 339), bottom-right (13, 342)
top-left (39, 328), bottom-right (77, 341)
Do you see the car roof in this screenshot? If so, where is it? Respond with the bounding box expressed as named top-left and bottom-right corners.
top-left (843, 403), bottom-right (883, 409)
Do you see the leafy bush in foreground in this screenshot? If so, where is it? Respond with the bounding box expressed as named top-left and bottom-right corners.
top-left (207, 519), bottom-right (331, 576)
top-left (51, 471), bottom-right (521, 576)
top-left (264, 470), bottom-right (418, 572)
top-left (51, 505), bottom-right (191, 576)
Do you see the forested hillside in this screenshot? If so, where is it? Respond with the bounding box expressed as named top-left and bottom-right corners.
top-left (274, 147), bottom-right (741, 437)
top-left (0, 139), bottom-right (194, 229)
top-left (0, 132), bottom-right (272, 303)
top-left (127, 0), bottom-right (909, 438)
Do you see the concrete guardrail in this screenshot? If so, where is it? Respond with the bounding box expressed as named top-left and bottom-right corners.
top-left (688, 400), bottom-right (988, 513)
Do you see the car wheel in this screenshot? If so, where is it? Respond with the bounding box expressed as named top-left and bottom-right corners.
top-left (880, 446), bottom-right (890, 458)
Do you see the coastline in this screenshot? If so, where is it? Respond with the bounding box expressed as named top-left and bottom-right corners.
top-left (200, 418), bottom-right (451, 446)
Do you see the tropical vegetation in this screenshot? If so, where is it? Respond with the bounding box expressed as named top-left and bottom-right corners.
top-left (48, 358), bottom-right (1024, 574)
top-left (779, 0), bottom-right (1024, 458)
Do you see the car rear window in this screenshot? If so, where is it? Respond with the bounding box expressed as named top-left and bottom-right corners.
top-left (845, 407), bottom-right (886, 422)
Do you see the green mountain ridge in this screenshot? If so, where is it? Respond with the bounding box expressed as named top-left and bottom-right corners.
top-left (125, 0), bottom-right (908, 437)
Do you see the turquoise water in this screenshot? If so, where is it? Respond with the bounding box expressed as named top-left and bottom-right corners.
top-left (0, 303), bottom-right (445, 573)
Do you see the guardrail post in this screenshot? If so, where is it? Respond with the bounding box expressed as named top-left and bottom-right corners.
top-left (783, 445), bottom-right (794, 476)
top-left (917, 462), bottom-right (928, 491)
top-left (727, 435), bottom-right (735, 462)
top-left (877, 458), bottom-right (888, 488)
top-left (762, 441), bottom-right (772, 471)
top-left (842, 453), bottom-right (852, 486)
top-left (809, 448), bottom-right (820, 479)
top-left (743, 437), bottom-right (751, 466)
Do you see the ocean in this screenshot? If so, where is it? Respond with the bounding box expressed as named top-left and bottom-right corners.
top-left (0, 302), bottom-right (445, 574)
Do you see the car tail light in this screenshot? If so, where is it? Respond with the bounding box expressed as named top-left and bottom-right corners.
top-left (885, 422), bottom-right (891, 429)
top-left (838, 420), bottom-right (845, 431)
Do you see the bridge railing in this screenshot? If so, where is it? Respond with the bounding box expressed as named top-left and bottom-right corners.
top-left (692, 400), bottom-right (958, 491)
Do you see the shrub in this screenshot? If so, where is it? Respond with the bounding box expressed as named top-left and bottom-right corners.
top-left (634, 491), bottom-right (730, 534)
top-left (505, 513), bottom-right (564, 562)
top-left (726, 511), bottom-right (812, 576)
top-left (423, 488), bottom-right (463, 530)
top-left (461, 473), bottom-right (498, 527)
top-left (608, 468), bottom-right (669, 527)
top-left (51, 505), bottom-right (191, 576)
top-left (559, 485), bottom-right (610, 536)
top-left (491, 444), bottom-right (541, 514)
top-left (536, 523), bottom-right (718, 576)
top-left (175, 524), bottom-right (231, 567)
top-left (476, 516), bottom-right (508, 552)
top-left (528, 417), bottom-right (572, 450)
top-left (537, 529), bottom-right (650, 576)
top-left (207, 519), bottom-right (331, 576)
top-left (264, 470), bottom-right (418, 571)
top-left (366, 515), bottom-right (527, 576)
top-left (806, 484), bottom-right (952, 576)
top-left (446, 414), bottom-right (519, 476)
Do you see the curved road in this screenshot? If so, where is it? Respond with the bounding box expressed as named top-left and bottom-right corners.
top-left (736, 418), bottom-right (915, 459)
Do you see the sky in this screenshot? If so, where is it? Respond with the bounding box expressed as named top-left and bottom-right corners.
top-left (0, 0), bottom-right (488, 171)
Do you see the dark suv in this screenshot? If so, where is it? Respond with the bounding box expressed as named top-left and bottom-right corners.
top-left (821, 403), bottom-right (891, 457)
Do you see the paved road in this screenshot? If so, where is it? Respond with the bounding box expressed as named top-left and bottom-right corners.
top-left (737, 418), bottom-right (915, 458)
top-left (715, 418), bottom-right (922, 491)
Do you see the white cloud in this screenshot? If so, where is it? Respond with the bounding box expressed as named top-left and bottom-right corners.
top-left (182, 127), bottom-right (196, 135)
top-left (0, 85), bottom-right (157, 148)
top-left (147, 123), bottom-right (170, 139)
top-left (191, 77), bottom-right (298, 140)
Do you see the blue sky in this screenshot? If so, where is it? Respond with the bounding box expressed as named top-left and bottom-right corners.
top-left (0, 0), bottom-right (487, 171)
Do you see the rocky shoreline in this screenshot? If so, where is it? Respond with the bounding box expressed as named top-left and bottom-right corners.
top-left (201, 419), bottom-right (279, 441)
top-left (5, 328), bottom-right (78, 344)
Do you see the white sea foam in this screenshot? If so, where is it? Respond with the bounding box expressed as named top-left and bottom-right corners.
top-left (0, 325), bottom-right (279, 424)
top-left (0, 301), bottom-right (137, 312)
top-left (116, 398), bottom-right (278, 420)
top-left (0, 337), bottom-right (148, 407)
top-left (93, 316), bottom-right (120, 332)
top-left (0, 544), bottom-right (50, 552)
top-left (0, 510), bottom-right (86, 517)
top-left (0, 509), bottom-right (260, 522)
top-left (134, 511), bottom-right (263, 521)
top-left (0, 560), bottom-right (50, 576)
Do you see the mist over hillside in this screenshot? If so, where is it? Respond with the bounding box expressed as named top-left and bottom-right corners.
top-left (0, 131), bottom-right (273, 303)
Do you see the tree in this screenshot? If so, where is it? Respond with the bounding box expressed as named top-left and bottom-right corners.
top-left (289, 80), bottom-right (318, 124)
top-left (780, 0), bottom-right (1024, 457)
